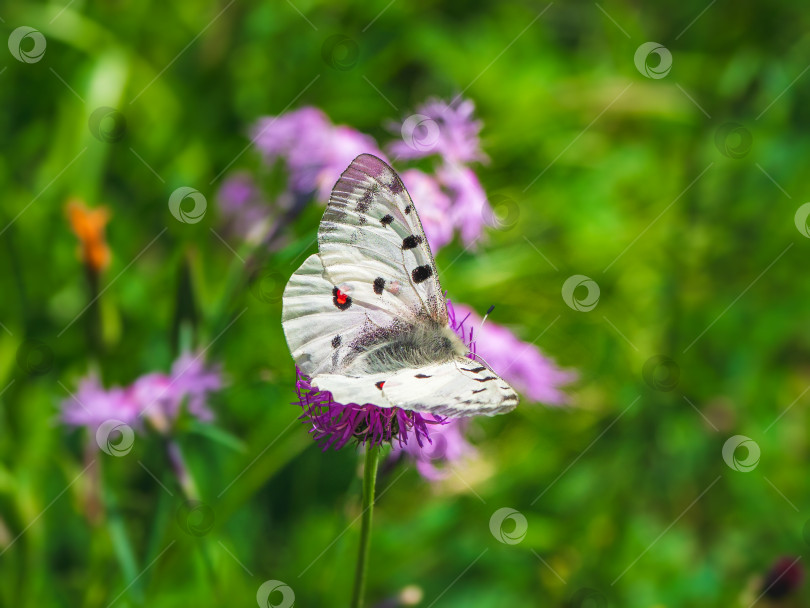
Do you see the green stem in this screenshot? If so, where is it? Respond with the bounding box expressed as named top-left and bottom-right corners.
top-left (350, 445), bottom-right (381, 608)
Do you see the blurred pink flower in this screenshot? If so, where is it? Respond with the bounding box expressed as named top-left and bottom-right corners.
top-left (388, 97), bottom-right (487, 165)
top-left (436, 162), bottom-right (491, 247)
top-left (60, 352), bottom-right (223, 439)
top-left (216, 172), bottom-right (271, 243)
top-left (400, 169), bottom-right (453, 251)
top-left (252, 107), bottom-right (383, 202)
top-left (451, 303), bottom-right (575, 405)
top-left (61, 373), bottom-right (141, 431)
top-left (391, 417), bottom-right (475, 481)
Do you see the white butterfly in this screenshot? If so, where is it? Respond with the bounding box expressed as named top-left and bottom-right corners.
top-left (281, 154), bottom-right (518, 417)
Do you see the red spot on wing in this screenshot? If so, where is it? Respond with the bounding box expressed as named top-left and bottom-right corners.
top-left (375, 381), bottom-right (385, 390)
top-left (336, 289), bottom-right (348, 305)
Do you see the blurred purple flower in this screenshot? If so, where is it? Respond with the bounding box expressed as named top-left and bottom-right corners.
top-left (400, 169), bottom-right (453, 251)
top-left (60, 352), bottom-right (223, 439)
top-left (252, 106), bottom-right (383, 202)
top-left (760, 556), bottom-right (804, 599)
top-left (450, 303), bottom-right (575, 405)
top-left (61, 373), bottom-right (141, 431)
top-left (216, 172), bottom-right (271, 243)
top-left (391, 417), bottom-right (475, 481)
top-left (389, 97), bottom-right (487, 165)
top-left (166, 352), bottom-right (222, 422)
top-left (436, 162), bottom-right (492, 247)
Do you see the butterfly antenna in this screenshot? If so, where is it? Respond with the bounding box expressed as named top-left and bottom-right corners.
top-left (477, 305), bottom-right (495, 337)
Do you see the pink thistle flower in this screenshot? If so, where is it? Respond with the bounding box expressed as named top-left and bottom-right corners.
top-left (60, 353), bottom-right (223, 440)
top-left (388, 97), bottom-right (487, 165)
top-left (61, 373), bottom-right (141, 432)
top-left (251, 106), bottom-right (383, 202)
top-left (436, 162), bottom-right (491, 247)
top-left (390, 417), bottom-right (475, 481)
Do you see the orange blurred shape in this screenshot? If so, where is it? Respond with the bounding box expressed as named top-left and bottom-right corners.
top-left (67, 199), bottom-right (110, 272)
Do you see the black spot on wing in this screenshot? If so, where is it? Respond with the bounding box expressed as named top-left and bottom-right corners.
top-left (402, 235), bottom-right (422, 250)
top-left (380, 214), bottom-right (394, 226)
top-left (414, 373), bottom-right (431, 378)
top-left (404, 205), bottom-right (412, 214)
top-left (472, 388), bottom-right (486, 394)
top-left (467, 366), bottom-right (487, 373)
top-left (331, 335), bottom-right (341, 348)
top-left (411, 265), bottom-right (432, 283)
top-left (473, 376), bottom-right (498, 383)
top-left (375, 381), bottom-right (385, 390)
top-left (355, 192), bottom-right (372, 213)
top-left (373, 277), bottom-right (385, 295)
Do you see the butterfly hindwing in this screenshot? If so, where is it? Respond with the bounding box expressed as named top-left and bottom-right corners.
top-left (381, 358), bottom-right (519, 417)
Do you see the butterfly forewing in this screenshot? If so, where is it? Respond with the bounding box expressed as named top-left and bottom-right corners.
top-left (318, 154), bottom-right (447, 325)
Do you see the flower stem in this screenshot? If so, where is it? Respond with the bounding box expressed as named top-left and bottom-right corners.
top-left (350, 445), bottom-right (381, 608)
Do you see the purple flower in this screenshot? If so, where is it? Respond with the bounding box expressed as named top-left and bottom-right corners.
top-left (400, 169), bottom-right (453, 252)
top-left (61, 373), bottom-right (141, 432)
top-left (449, 303), bottom-right (575, 405)
top-left (166, 352), bottom-right (222, 422)
top-left (295, 372), bottom-right (446, 451)
top-left (389, 97), bottom-right (487, 165)
top-left (60, 353), bottom-right (223, 439)
top-left (436, 162), bottom-right (491, 247)
top-left (251, 106), bottom-right (383, 202)
top-left (216, 172), bottom-right (271, 243)
top-left (390, 417), bottom-right (475, 481)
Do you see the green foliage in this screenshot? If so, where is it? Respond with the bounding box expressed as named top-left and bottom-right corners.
top-left (1, 0), bottom-right (808, 606)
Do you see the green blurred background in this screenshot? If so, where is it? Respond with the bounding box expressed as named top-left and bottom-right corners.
top-left (1, 0), bottom-right (809, 606)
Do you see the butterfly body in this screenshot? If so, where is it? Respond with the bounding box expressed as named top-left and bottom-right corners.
top-left (282, 154), bottom-right (518, 417)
